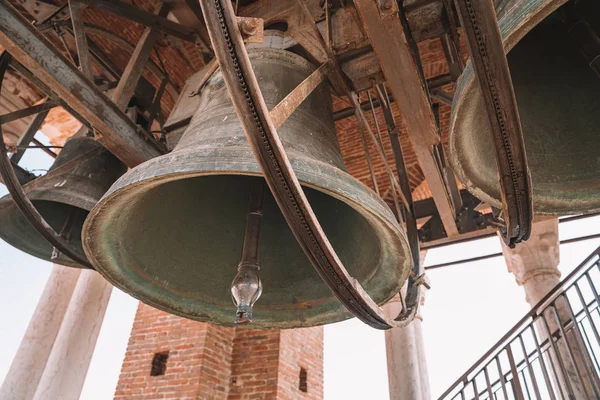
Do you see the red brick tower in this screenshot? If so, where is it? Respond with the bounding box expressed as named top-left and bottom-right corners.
top-left (114, 303), bottom-right (324, 400)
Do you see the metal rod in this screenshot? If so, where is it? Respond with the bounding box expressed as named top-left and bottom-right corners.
top-left (332, 74), bottom-right (453, 121)
top-left (483, 367), bottom-right (494, 399)
top-left (423, 213), bottom-right (600, 250)
top-left (507, 344), bottom-right (526, 400)
top-left (374, 83), bottom-right (421, 290)
top-left (31, 138), bottom-right (58, 158)
top-left (540, 310), bottom-right (576, 398)
top-left (494, 355), bottom-right (509, 398)
top-left (355, 108), bottom-right (379, 195)
top-left (425, 233), bottom-right (600, 270)
top-left (529, 324), bottom-right (557, 400)
top-left (560, 294), bottom-right (600, 397)
top-left (354, 99), bottom-right (408, 209)
top-left (471, 377), bottom-right (480, 400)
top-left (9, 109), bottom-right (50, 164)
top-left (518, 334), bottom-right (543, 400)
top-left (366, 89), bottom-right (403, 219)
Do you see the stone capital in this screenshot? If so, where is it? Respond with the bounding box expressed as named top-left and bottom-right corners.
top-left (501, 218), bottom-right (560, 286)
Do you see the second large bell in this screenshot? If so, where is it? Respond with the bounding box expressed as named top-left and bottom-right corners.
top-left (83, 46), bottom-right (412, 328)
top-left (449, 0), bottom-right (600, 215)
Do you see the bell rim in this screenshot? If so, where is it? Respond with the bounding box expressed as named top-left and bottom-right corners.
top-left (0, 175), bottom-right (102, 268)
top-left (83, 146), bottom-right (412, 328)
top-left (449, 0), bottom-right (600, 216)
top-left (0, 198), bottom-right (89, 268)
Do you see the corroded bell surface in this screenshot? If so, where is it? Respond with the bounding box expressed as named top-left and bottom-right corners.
top-left (449, 0), bottom-right (600, 215)
top-left (83, 47), bottom-right (411, 328)
top-left (0, 136), bottom-right (127, 267)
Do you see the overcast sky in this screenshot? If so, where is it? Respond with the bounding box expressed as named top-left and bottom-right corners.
top-left (1, 139), bottom-right (598, 399)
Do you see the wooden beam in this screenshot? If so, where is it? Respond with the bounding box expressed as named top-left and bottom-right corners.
top-left (112, 3), bottom-right (165, 110)
top-left (78, 0), bottom-right (196, 42)
top-left (68, 0), bottom-right (92, 79)
top-left (0, 1), bottom-right (162, 167)
top-left (354, 0), bottom-right (459, 237)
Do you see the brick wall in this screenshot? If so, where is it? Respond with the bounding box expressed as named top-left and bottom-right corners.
top-left (228, 330), bottom-right (281, 399)
top-left (276, 329), bottom-right (324, 400)
top-left (114, 303), bottom-right (323, 400)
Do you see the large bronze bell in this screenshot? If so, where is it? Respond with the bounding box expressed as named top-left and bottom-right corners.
top-left (0, 136), bottom-right (127, 267)
top-left (449, 0), bottom-right (600, 215)
top-left (83, 45), bottom-right (412, 328)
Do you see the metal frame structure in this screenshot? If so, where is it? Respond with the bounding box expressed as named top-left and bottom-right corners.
top-left (440, 246), bottom-right (600, 399)
top-left (0, 53), bottom-right (93, 268)
top-left (0, 0), bottom-right (540, 327)
top-left (0, 0), bottom-right (178, 267)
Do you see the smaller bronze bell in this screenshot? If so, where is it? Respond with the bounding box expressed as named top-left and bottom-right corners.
top-left (0, 136), bottom-right (127, 267)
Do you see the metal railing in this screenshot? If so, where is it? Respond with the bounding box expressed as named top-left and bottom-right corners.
top-left (440, 246), bottom-right (600, 400)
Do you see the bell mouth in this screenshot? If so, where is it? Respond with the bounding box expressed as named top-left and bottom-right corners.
top-left (0, 198), bottom-right (89, 268)
top-left (83, 147), bottom-right (411, 329)
top-left (449, 0), bottom-right (600, 216)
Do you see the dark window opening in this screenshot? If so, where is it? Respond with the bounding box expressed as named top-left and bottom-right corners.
top-left (299, 367), bottom-right (308, 393)
top-left (265, 21), bottom-right (288, 32)
top-left (150, 352), bottom-right (169, 376)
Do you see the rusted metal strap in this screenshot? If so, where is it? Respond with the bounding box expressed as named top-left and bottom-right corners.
top-left (199, 0), bottom-right (421, 330)
top-left (454, 0), bottom-right (533, 247)
top-left (0, 53), bottom-right (93, 268)
top-left (270, 62), bottom-right (329, 130)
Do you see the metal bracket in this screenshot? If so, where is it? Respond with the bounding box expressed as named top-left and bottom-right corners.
top-left (236, 16), bottom-right (264, 43)
top-left (377, 0), bottom-right (399, 17)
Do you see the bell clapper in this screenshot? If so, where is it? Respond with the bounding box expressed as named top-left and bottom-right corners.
top-left (231, 181), bottom-right (265, 325)
top-left (51, 208), bottom-right (77, 261)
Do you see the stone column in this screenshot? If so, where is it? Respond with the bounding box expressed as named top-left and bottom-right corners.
top-left (383, 250), bottom-right (430, 400)
top-left (0, 265), bottom-right (81, 400)
top-left (32, 269), bottom-right (112, 400)
top-left (501, 218), bottom-right (600, 398)
top-left (413, 279), bottom-right (431, 400)
top-left (501, 218), bottom-right (562, 308)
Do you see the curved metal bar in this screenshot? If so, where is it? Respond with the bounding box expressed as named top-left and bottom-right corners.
top-left (0, 53), bottom-right (93, 269)
top-left (199, 0), bottom-right (420, 329)
top-left (455, 0), bottom-right (533, 247)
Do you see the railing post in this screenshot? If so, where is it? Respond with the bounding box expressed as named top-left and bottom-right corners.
top-left (506, 345), bottom-right (526, 400)
top-left (440, 247), bottom-right (600, 399)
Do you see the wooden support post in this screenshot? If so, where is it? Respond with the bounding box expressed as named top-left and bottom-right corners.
top-left (113, 2), bottom-right (166, 111)
top-left (68, 0), bottom-right (92, 79)
top-left (353, 0), bottom-right (459, 237)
